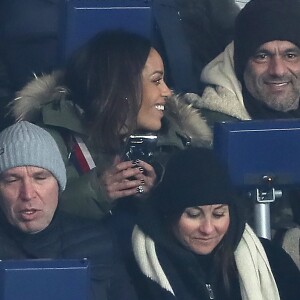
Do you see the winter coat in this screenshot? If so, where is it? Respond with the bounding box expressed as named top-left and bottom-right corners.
top-left (185, 42), bottom-right (250, 129)
top-left (189, 40), bottom-right (300, 123)
top-left (10, 72), bottom-right (212, 220)
top-left (0, 209), bottom-right (138, 300)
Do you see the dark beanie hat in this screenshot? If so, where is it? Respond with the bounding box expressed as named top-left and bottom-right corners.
top-left (234, 0), bottom-right (300, 81)
top-left (153, 148), bottom-right (236, 216)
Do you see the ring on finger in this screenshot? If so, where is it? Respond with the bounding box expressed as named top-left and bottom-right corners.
top-left (137, 185), bottom-right (144, 194)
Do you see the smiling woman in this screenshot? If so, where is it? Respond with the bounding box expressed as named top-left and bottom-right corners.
top-left (10, 30), bottom-right (212, 223)
top-left (137, 48), bottom-right (171, 131)
top-left (131, 147), bottom-right (300, 300)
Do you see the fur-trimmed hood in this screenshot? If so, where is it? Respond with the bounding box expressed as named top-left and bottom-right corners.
top-left (12, 71), bottom-right (67, 123)
top-left (11, 72), bottom-right (212, 148)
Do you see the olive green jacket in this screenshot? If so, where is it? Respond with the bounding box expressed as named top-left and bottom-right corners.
top-left (11, 72), bottom-right (212, 220)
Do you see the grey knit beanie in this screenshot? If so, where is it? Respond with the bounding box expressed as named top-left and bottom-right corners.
top-left (0, 121), bottom-right (66, 191)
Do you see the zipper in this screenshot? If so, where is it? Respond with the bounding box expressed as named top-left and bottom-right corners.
top-left (205, 283), bottom-right (215, 299)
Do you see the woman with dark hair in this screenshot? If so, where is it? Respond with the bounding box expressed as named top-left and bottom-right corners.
top-left (131, 147), bottom-right (300, 300)
top-left (63, 31), bottom-right (157, 153)
top-left (10, 30), bottom-right (212, 220)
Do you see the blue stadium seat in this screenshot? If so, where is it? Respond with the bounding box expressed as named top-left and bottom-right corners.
top-left (214, 119), bottom-right (300, 239)
top-left (0, 259), bottom-right (89, 300)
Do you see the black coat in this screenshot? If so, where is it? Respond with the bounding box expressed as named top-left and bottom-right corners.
top-left (0, 210), bottom-right (137, 300)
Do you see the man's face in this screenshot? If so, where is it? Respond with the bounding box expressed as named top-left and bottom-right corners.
top-left (0, 166), bottom-right (59, 234)
top-left (243, 40), bottom-right (300, 112)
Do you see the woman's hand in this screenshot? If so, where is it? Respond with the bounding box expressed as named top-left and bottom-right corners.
top-left (101, 156), bottom-right (157, 203)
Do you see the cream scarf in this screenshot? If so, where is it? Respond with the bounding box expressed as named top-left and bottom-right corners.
top-left (132, 224), bottom-right (280, 299)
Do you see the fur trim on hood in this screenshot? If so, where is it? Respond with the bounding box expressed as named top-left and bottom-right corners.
top-left (11, 71), bottom-right (68, 122)
top-left (11, 72), bottom-right (212, 148)
top-left (165, 93), bottom-right (212, 147)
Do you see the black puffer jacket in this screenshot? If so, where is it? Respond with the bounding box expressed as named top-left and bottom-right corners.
top-left (0, 209), bottom-right (137, 300)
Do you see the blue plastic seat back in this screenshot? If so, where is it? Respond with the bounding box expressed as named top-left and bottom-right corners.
top-left (214, 119), bottom-right (300, 190)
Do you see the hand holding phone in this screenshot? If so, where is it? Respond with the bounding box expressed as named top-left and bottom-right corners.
top-left (122, 134), bottom-right (158, 163)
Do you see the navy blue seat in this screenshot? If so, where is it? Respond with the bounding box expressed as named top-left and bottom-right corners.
top-left (0, 259), bottom-right (90, 300)
top-left (214, 119), bottom-right (300, 239)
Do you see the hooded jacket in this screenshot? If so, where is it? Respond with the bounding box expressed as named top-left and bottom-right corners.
top-left (184, 41), bottom-right (250, 129)
top-left (188, 40), bottom-right (300, 123)
top-left (10, 72), bottom-right (212, 220)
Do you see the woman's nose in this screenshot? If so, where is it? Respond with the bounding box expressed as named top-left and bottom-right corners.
top-left (199, 219), bottom-right (214, 234)
top-left (161, 81), bottom-right (172, 98)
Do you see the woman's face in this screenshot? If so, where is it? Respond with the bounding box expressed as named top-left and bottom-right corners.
top-left (137, 48), bottom-right (172, 131)
top-left (172, 205), bottom-right (230, 255)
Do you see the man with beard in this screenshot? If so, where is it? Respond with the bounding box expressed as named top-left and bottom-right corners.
top-left (185, 0), bottom-right (300, 260)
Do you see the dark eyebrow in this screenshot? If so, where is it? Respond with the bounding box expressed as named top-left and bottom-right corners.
top-left (187, 204), bottom-right (227, 210)
top-left (213, 204), bottom-right (228, 210)
top-left (190, 206), bottom-right (201, 210)
top-left (255, 46), bottom-right (300, 56)
top-left (253, 48), bottom-right (272, 56)
top-left (150, 70), bottom-right (164, 76)
top-left (282, 47), bottom-right (300, 53)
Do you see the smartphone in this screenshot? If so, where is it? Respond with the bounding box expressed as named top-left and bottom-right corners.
top-left (122, 134), bottom-right (158, 163)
